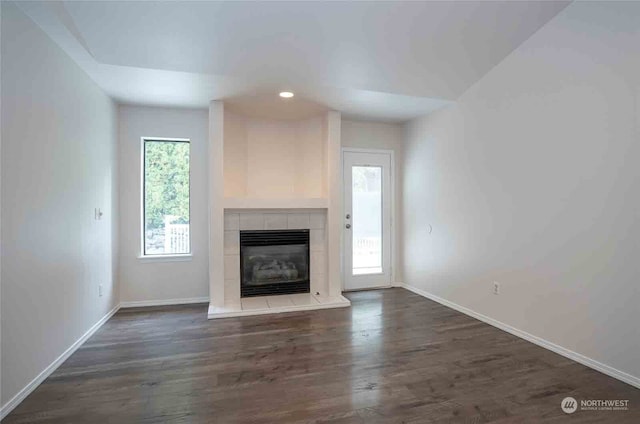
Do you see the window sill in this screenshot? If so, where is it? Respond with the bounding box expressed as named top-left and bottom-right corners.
top-left (138, 254), bottom-right (193, 263)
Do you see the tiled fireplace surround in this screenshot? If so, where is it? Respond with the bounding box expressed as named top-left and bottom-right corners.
top-left (223, 210), bottom-right (328, 303)
top-left (208, 208), bottom-right (351, 318)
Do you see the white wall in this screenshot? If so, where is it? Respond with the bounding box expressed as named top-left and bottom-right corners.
top-left (1, 1), bottom-right (118, 408)
top-left (341, 120), bottom-right (404, 283)
top-left (223, 111), bottom-right (248, 198)
top-left (403, 1), bottom-right (640, 384)
top-left (118, 105), bottom-right (209, 303)
top-left (224, 112), bottom-right (326, 199)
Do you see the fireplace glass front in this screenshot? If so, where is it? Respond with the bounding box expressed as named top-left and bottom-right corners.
top-left (240, 230), bottom-right (310, 297)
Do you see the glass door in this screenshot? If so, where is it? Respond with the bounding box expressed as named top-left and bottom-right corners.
top-left (343, 150), bottom-right (392, 290)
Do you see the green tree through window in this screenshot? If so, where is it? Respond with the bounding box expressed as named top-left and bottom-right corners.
top-left (144, 140), bottom-right (190, 255)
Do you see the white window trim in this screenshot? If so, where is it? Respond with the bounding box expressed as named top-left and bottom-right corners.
top-left (140, 137), bottom-right (192, 259)
top-left (137, 254), bottom-right (193, 263)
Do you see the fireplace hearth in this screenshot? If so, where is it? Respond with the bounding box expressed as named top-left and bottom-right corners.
top-left (240, 230), bottom-right (310, 297)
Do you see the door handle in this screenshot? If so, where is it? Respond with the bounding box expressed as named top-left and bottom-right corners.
top-left (345, 224), bottom-right (351, 229)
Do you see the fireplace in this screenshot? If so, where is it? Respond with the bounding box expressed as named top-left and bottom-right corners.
top-left (240, 230), bottom-right (310, 297)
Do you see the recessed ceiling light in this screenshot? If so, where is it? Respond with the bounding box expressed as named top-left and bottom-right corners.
top-left (279, 91), bottom-right (294, 98)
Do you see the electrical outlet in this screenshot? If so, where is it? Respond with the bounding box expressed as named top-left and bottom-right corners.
top-left (99, 284), bottom-right (103, 297)
top-left (493, 282), bottom-right (500, 295)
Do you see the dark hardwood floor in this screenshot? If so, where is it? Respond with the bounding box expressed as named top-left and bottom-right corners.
top-left (4, 288), bottom-right (639, 423)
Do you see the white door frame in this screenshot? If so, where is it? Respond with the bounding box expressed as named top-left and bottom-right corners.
top-left (341, 147), bottom-right (395, 291)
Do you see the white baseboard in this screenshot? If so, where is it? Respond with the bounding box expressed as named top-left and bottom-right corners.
top-left (398, 283), bottom-right (640, 390)
top-left (120, 296), bottom-right (209, 308)
top-left (0, 304), bottom-right (121, 420)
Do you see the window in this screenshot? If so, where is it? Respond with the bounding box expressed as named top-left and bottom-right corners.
top-left (142, 138), bottom-right (190, 256)
top-left (352, 166), bottom-right (382, 275)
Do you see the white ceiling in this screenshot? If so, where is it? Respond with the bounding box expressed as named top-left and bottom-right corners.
top-left (18, 1), bottom-right (569, 122)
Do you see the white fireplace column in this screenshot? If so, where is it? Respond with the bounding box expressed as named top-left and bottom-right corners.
top-left (325, 111), bottom-right (343, 298)
top-left (208, 100), bottom-right (225, 307)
